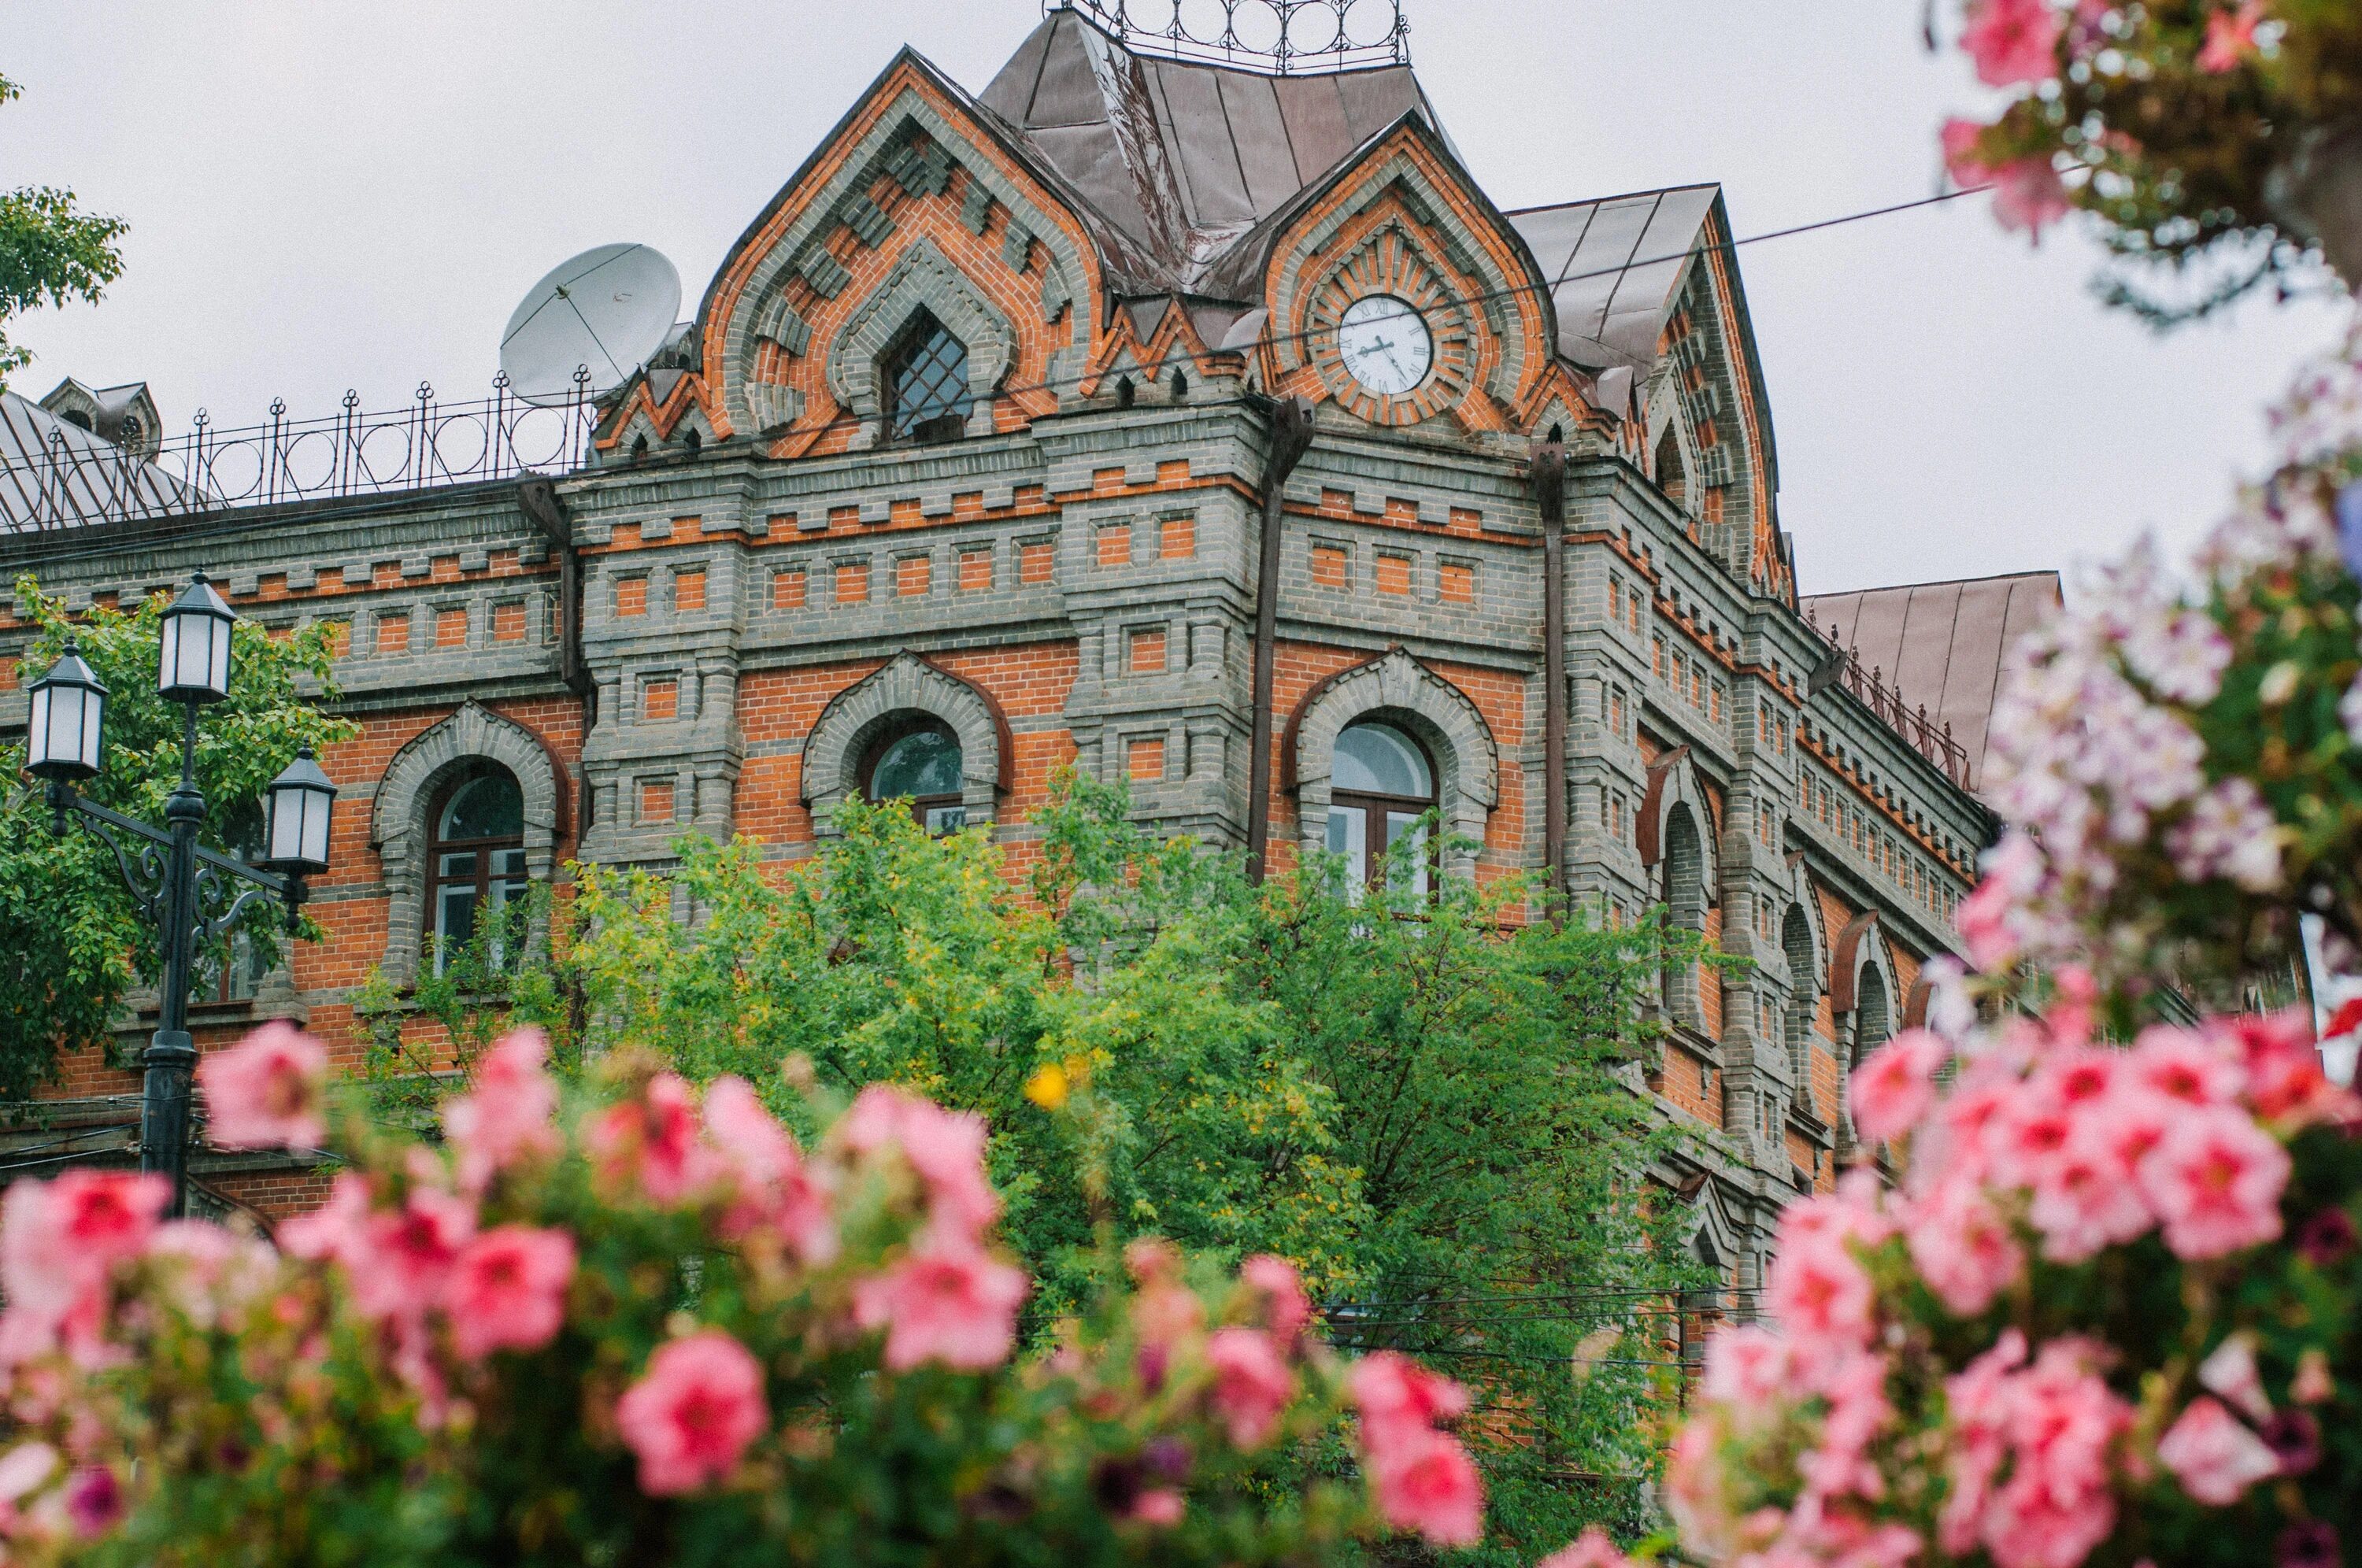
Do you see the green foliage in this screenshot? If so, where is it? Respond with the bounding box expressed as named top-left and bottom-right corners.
top-left (0, 575), bottom-right (354, 1096)
top-left (0, 74), bottom-right (128, 386)
top-left (538, 771), bottom-right (1720, 1559)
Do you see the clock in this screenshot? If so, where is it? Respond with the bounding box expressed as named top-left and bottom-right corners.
top-left (1336, 294), bottom-right (1433, 396)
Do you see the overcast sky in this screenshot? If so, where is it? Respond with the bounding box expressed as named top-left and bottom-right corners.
top-left (1, 1), bottom-right (2349, 595)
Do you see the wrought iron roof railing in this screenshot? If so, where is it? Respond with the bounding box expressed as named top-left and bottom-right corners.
top-left (0, 372), bottom-right (599, 537)
top-left (1805, 613), bottom-right (1975, 792)
top-left (1052, 0), bottom-right (1409, 75)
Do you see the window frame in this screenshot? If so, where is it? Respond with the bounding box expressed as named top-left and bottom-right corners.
top-left (1325, 721), bottom-right (1441, 900)
top-left (424, 765), bottom-right (530, 977)
top-left (861, 716), bottom-right (968, 836)
top-left (881, 309), bottom-right (972, 446)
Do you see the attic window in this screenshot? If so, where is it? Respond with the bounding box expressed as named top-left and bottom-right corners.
top-left (883, 309), bottom-right (972, 444)
top-left (1655, 427), bottom-right (1687, 507)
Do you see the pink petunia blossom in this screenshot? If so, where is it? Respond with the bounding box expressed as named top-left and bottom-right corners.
top-left (589, 1074), bottom-right (721, 1207)
top-left (850, 1232), bottom-right (1027, 1372)
top-left (1, 1170), bottom-right (170, 1322)
top-left (2168, 778), bottom-right (2283, 892)
top-left (442, 1225), bottom-right (576, 1360)
top-left (2156, 1395), bottom-right (2279, 1505)
top-left (1938, 1329), bottom-right (2027, 1555)
top-left (1129, 1488), bottom-right (1185, 1527)
top-left (1205, 1327), bottom-right (1294, 1448)
top-left (614, 1329), bottom-right (769, 1496)
top-left (197, 1022), bottom-right (328, 1152)
top-left (276, 1171), bottom-right (372, 1267)
top-left (350, 1185), bottom-right (476, 1323)
top-left (1366, 1430), bottom-right (1483, 1547)
top-left (1960, 0), bottom-right (2064, 85)
top-left (2223, 1011), bottom-right (2356, 1128)
top-left (1349, 1351), bottom-right (1472, 1453)
top-left (2129, 1026), bottom-right (2243, 1108)
top-left (1851, 1028), bottom-right (1949, 1144)
top-left (2196, 1331), bottom-right (2271, 1424)
top-left (1701, 1324), bottom-right (1790, 1409)
top-left (61, 1466), bottom-right (122, 1537)
top-left (1991, 157), bottom-right (2072, 235)
top-left (1536, 1528), bottom-right (1636, 1568)
top-left (442, 1029), bottom-right (560, 1193)
top-left (1907, 1174), bottom-right (2026, 1315)
top-left (1768, 1228), bottom-right (1875, 1365)
top-left (2197, 1), bottom-right (2265, 72)
top-left (836, 1085), bottom-right (1001, 1240)
top-left (1239, 1253), bottom-right (1311, 1344)
top-left (2137, 1107), bottom-right (2290, 1259)
top-left (2027, 1112), bottom-right (2156, 1263)
top-left (703, 1077), bottom-right (837, 1264)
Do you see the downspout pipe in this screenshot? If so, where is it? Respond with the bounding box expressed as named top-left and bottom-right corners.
top-left (1246, 397), bottom-right (1316, 885)
top-left (1534, 440), bottom-right (1569, 912)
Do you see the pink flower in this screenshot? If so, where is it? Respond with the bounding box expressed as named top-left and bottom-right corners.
top-left (276, 1171), bottom-right (372, 1266)
top-left (1366, 1430), bottom-right (1483, 1547)
top-left (703, 1078), bottom-right (836, 1263)
top-left (837, 1085), bottom-right (1001, 1240)
top-left (350, 1185), bottom-right (476, 1323)
top-left (62, 1466), bottom-right (122, 1537)
top-left (1960, 0), bottom-right (2063, 85)
top-left (1, 1169), bottom-right (170, 1320)
top-left (1990, 157), bottom-right (2071, 235)
top-left (1938, 1329), bottom-right (2027, 1554)
top-left (2129, 1026), bottom-right (2243, 1108)
top-left (1349, 1351), bottom-right (1472, 1452)
top-left (1701, 1323), bottom-right (1790, 1408)
top-left (442, 1029), bottom-right (559, 1192)
top-left (850, 1232), bottom-right (1027, 1372)
top-left (2224, 1012), bottom-right (2353, 1127)
top-left (1765, 1228), bottom-right (1875, 1363)
top-left (1956, 871), bottom-right (2020, 972)
top-left (1851, 1028), bottom-right (1949, 1144)
top-left (2156, 1395), bottom-right (2279, 1505)
top-left (589, 1074), bottom-right (720, 1207)
top-left (442, 1225), bottom-right (575, 1360)
top-left (2197, 2), bottom-right (2265, 72)
top-left (198, 1022), bottom-right (328, 1152)
top-left (2027, 1108), bottom-right (2155, 1262)
top-left (1130, 1488), bottom-right (1185, 1527)
top-left (1205, 1327), bottom-right (1294, 1448)
top-left (1907, 1174), bottom-right (2025, 1315)
top-left (1240, 1253), bottom-right (1311, 1343)
top-left (2196, 1331), bottom-right (2271, 1423)
top-left (2137, 1108), bottom-right (2289, 1259)
top-left (614, 1329), bottom-right (768, 1496)
top-left (1537, 1528), bottom-right (1636, 1568)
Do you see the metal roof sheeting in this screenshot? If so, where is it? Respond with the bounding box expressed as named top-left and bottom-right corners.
top-left (1507, 187), bottom-right (1720, 370)
top-left (0, 391), bottom-right (201, 535)
top-left (1801, 571), bottom-right (2063, 791)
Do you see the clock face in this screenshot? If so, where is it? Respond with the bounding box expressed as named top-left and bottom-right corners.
top-left (1336, 294), bottom-right (1433, 397)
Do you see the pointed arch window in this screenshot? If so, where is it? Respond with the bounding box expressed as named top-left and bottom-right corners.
top-left (864, 719), bottom-right (967, 834)
top-left (883, 309), bottom-right (972, 444)
top-left (1656, 427), bottom-right (1688, 507)
top-left (1327, 720), bottom-right (1435, 900)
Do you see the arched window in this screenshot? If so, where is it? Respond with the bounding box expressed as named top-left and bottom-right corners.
top-left (883, 310), bottom-right (972, 444)
top-left (1853, 964), bottom-right (1892, 1068)
top-left (1327, 720), bottom-right (1436, 900)
top-left (864, 719), bottom-right (967, 834)
top-left (1782, 904), bottom-right (1817, 1095)
top-left (1661, 803), bottom-right (1706, 1023)
top-left (427, 766), bottom-right (528, 976)
top-left (1656, 427), bottom-right (1687, 507)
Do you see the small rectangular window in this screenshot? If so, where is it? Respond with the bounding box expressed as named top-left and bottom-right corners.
top-left (1311, 543), bottom-right (1349, 590)
top-left (641, 678), bottom-right (679, 723)
top-left (673, 569), bottom-right (707, 612)
top-left (835, 561), bottom-right (870, 605)
top-left (1160, 515), bottom-right (1196, 560)
top-left (772, 568), bottom-right (807, 610)
top-left (614, 577), bottom-right (648, 617)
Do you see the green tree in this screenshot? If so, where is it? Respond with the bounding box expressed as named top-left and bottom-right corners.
top-left (0, 73), bottom-right (128, 387)
top-left (539, 773), bottom-right (1723, 1559)
top-left (0, 575), bottom-right (355, 1096)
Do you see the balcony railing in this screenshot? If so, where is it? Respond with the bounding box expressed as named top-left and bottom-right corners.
top-left (1805, 614), bottom-right (1975, 791)
top-left (2, 372), bottom-right (599, 537)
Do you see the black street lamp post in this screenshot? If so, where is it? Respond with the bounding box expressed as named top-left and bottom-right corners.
top-left (25, 573), bottom-right (337, 1216)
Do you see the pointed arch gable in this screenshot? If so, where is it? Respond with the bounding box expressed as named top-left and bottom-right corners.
top-left (693, 53), bottom-right (1106, 453)
top-left (1829, 912), bottom-right (1890, 1017)
top-left (799, 653), bottom-right (1013, 833)
top-left (1248, 117), bottom-right (1557, 432)
top-left (826, 238), bottom-right (1013, 445)
top-left (370, 701), bottom-right (565, 986)
top-left (1285, 647), bottom-right (1498, 877)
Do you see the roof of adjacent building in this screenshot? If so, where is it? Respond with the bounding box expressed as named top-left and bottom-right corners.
top-left (1801, 571), bottom-right (2063, 791)
top-left (0, 390), bottom-right (198, 534)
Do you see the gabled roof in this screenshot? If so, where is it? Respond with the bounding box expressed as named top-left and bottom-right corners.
top-left (978, 8), bottom-right (1451, 293)
top-left (1506, 186), bottom-right (1720, 371)
top-left (0, 390), bottom-right (199, 534)
top-left (1801, 571), bottom-right (2063, 792)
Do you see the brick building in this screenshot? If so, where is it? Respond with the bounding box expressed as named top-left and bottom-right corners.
top-left (0, 2), bottom-right (2027, 1287)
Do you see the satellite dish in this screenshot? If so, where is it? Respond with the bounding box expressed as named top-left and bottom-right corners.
top-left (499, 243), bottom-right (683, 407)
